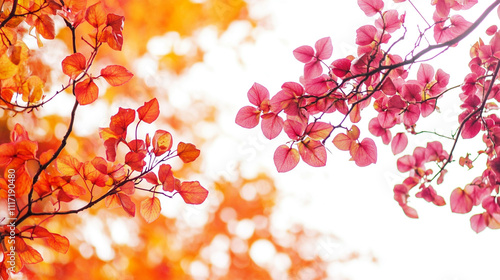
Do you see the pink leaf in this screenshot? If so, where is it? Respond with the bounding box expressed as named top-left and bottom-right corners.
top-left (306, 122), bottom-right (333, 140)
top-left (397, 155), bottom-right (415, 173)
top-left (274, 145), bottom-right (300, 172)
top-left (402, 205), bottom-right (419, 218)
top-left (450, 187), bottom-right (473, 214)
top-left (358, 0), bottom-right (384, 17)
top-left (298, 139), bottom-right (327, 167)
top-left (356, 25), bottom-right (377, 46)
top-left (331, 58), bottom-right (351, 78)
top-left (248, 83), bottom-right (270, 107)
top-left (315, 37), bottom-right (333, 60)
top-left (391, 132), bottom-right (408, 155)
top-left (235, 106), bottom-right (260, 128)
top-left (461, 116), bottom-right (481, 139)
top-left (283, 119), bottom-right (306, 140)
top-left (350, 138), bottom-right (377, 167)
top-left (304, 60), bottom-right (323, 79)
top-left (470, 213), bottom-right (489, 233)
top-left (417, 64), bottom-right (435, 85)
top-left (261, 113), bottom-right (284, 139)
top-left (293, 45), bottom-right (315, 63)
top-left (403, 104), bottom-right (420, 126)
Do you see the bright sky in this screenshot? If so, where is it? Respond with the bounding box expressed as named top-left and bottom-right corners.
top-left (66, 0), bottom-right (500, 279)
top-left (171, 1), bottom-right (500, 279)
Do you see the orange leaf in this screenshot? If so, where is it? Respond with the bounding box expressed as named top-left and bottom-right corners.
top-left (16, 237), bottom-right (43, 265)
top-left (140, 196), bottom-right (161, 223)
top-left (47, 233), bottom-right (70, 254)
top-left (75, 78), bottom-right (99, 105)
top-left (152, 130), bottom-right (173, 156)
top-left (177, 142), bottom-right (200, 163)
top-left (35, 14), bottom-right (55, 39)
top-left (85, 2), bottom-right (107, 28)
top-left (100, 65), bottom-right (133, 86)
top-left (118, 193), bottom-right (135, 216)
top-left (332, 133), bottom-right (353, 151)
top-left (109, 108), bottom-right (135, 137)
top-left (137, 98), bottom-right (160, 123)
top-left (177, 181), bottom-right (208, 205)
top-left (105, 193), bottom-right (121, 209)
top-left (62, 53), bottom-right (86, 79)
top-left (56, 155), bottom-right (81, 176)
top-left (0, 52), bottom-right (18, 79)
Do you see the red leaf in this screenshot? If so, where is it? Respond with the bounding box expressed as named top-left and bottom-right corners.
top-left (273, 145), bottom-right (300, 173)
top-left (177, 181), bottom-right (208, 205)
top-left (100, 65), bottom-right (133, 86)
top-left (62, 53), bottom-right (86, 79)
top-left (298, 139), bottom-right (327, 167)
top-left (350, 138), bottom-right (377, 167)
top-left (235, 106), bottom-right (260, 128)
top-left (140, 196), bottom-right (161, 223)
top-left (358, 0), bottom-right (384, 16)
top-left (75, 78), bottom-right (99, 105)
top-left (85, 2), bottom-right (107, 28)
top-left (118, 193), bottom-right (135, 216)
top-left (110, 108), bottom-right (135, 137)
top-left (125, 151), bottom-right (146, 172)
top-left (152, 130), bottom-right (173, 156)
top-left (159, 164), bottom-right (175, 192)
top-left (137, 98), bottom-right (160, 124)
top-left (391, 132), bottom-right (408, 155)
top-left (261, 113), bottom-right (283, 139)
top-left (177, 142), bottom-right (200, 163)
top-left (397, 155), bottom-right (415, 172)
top-left (143, 172), bottom-right (159, 185)
top-left (293, 45), bottom-right (314, 63)
top-left (450, 187), bottom-right (473, 214)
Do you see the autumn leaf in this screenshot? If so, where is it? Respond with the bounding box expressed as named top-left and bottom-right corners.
top-left (62, 53), bottom-right (86, 79)
top-left (152, 130), bottom-right (173, 156)
top-left (0, 52), bottom-right (18, 79)
top-left (56, 155), bottom-right (82, 176)
top-left (158, 164), bottom-right (175, 192)
top-left (85, 2), bottom-right (107, 28)
top-left (118, 193), bottom-right (136, 217)
top-left (35, 14), bottom-right (55, 39)
top-left (140, 197), bottom-right (162, 223)
top-left (176, 181), bottom-right (208, 205)
top-left (100, 65), bottom-right (134, 86)
top-left (177, 142), bottom-right (200, 163)
top-left (137, 98), bottom-right (160, 123)
top-left (75, 78), bottom-right (99, 105)
top-left (358, 0), bottom-right (384, 17)
top-left (110, 108), bottom-right (135, 137)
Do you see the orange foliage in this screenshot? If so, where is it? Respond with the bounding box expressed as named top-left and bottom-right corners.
top-left (0, 0), bottom-right (356, 279)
